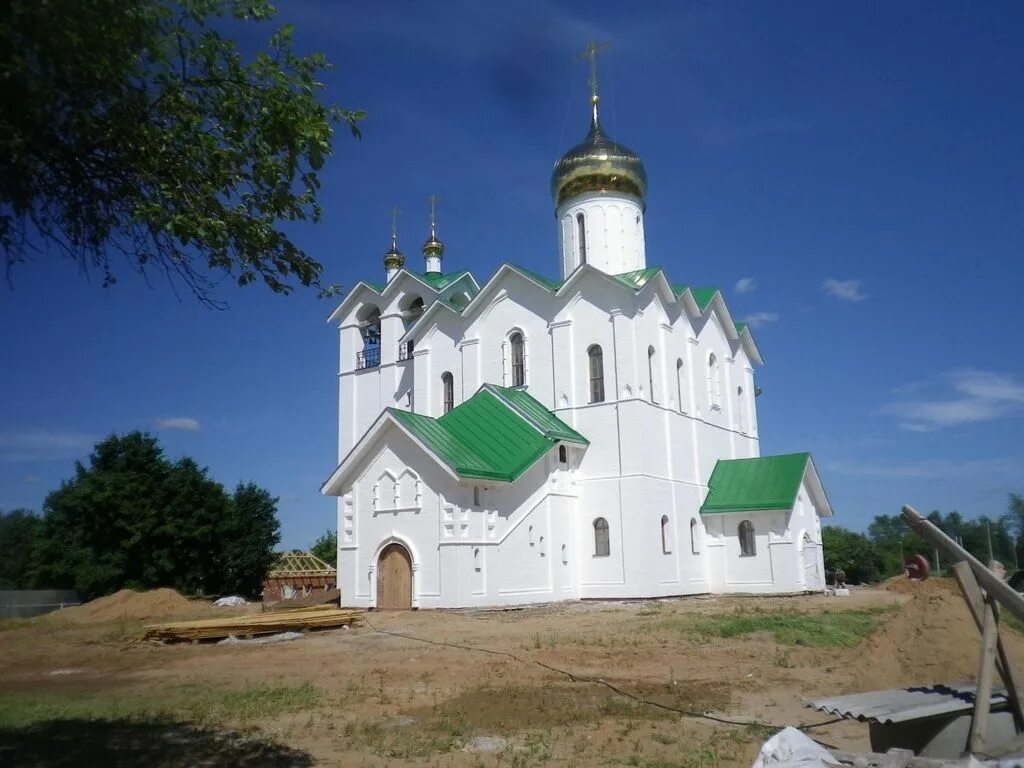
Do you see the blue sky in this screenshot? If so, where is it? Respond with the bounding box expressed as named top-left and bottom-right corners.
top-left (2, 1), bottom-right (1023, 547)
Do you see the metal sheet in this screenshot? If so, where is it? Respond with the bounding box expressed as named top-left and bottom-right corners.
top-left (808, 684), bottom-right (1008, 725)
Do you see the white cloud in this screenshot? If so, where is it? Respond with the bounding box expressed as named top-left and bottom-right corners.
top-left (740, 312), bottom-right (779, 329)
top-left (822, 278), bottom-right (868, 302)
top-left (734, 277), bottom-right (757, 294)
top-left (0, 431), bottom-right (95, 463)
top-left (883, 369), bottom-right (1024, 432)
top-left (156, 417), bottom-right (201, 431)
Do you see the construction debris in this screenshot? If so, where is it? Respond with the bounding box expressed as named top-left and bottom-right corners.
top-left (142, 605), bottom-right (362, 643)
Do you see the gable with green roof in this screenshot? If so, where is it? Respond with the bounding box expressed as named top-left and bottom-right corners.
top-left (381, 386), bottom-right (586, 483)
top-left (700, 453), bottom-right (813, 514)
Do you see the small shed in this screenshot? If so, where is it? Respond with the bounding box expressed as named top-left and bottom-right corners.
top-left (262, 551), bottom-right (337, 603)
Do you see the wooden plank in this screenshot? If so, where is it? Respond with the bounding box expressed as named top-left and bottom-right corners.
top-left (970, 595), bottom-right (1000, 752)
top-left (952, 561), bottom-right (1024, 732)
top-left (903, 506), bottom-right (1024, 624)
top-left (142, 606), bottom-right (364, 642)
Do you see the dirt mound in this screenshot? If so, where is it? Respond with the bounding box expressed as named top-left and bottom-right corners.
top-left (881, 574), bottom-right (959, 595)
top-left (851, 576), bottom-right (1023, 691)
top-left (48, 588), bottom-right (216, 625)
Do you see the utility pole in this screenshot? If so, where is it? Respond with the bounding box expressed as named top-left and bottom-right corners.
top-left (986, 518), bottom-right (994, 564)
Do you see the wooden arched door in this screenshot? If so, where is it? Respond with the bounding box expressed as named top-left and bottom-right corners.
top-left (377, 543), bottom-right (412, 610)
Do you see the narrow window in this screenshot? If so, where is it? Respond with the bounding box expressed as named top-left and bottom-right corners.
top-left (588, 344), bottom-right (605, 403)
top-left (676, 358), bottom-right (685, 412)
top-left (510, 332), bottom-right (525, 387)
top-left (648, 346), bottom-right (657, 403)
top-left (577, 212), bottom-right (587, 264)
top-left (661, 515), bottom-right (671, 554)
top-left (529, 525), bottom-right (534, 544)
top-left (737, 385), bottom-right (745, 432)
top-left (442, 372), bottom-right (454, 414)
top-left (474, 548), bottom-right (481, 572)
top-left (690, 518), bottom-right (699, 554)
top-left (406, 391), bottom-right (413, 411)
top-left (539, 536), bottom-right (546, 557)
top-left (707, 353), bottom-right (719, 409)
top-left (561, 544), bottom-right (568, 564)
top-left (739, 520), bottom-right (756, 557)
top-left (473, 486), bottom-right (481, 507)
top-left (558, 445), bottom-right (567, 464)
top-left (593, 517), bottom-right (610, 557)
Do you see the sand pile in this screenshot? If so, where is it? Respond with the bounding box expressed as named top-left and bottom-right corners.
top-left (851, 576), bottom-right (1022, 691)
top-left (49, 588), bottom-right (215, 624)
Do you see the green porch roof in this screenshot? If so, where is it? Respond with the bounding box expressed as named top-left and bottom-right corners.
top-left (508, 264), bottom-right (563, 291)
top-left (387, 387), bottom-right (585, 482)
top-left (689, 287), bottom-right (719, 312)
top-left (700, 453), bottom-right (811, 514)
top-left (613, 267), bottom-right (663, 291)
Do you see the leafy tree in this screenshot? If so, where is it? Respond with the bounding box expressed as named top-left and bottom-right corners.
top-left (1, 0), bottom-right (363, 306)
top-left (219, 483), bottom-right (281, 595)
top-left (822, 525), bottom-right (883, 584)
top-left (35, 432), bottom-right (280, 599)
top-left (310, 529), bottom-right (337, 567)
top-left (0, 508), bottom-right (42, 588)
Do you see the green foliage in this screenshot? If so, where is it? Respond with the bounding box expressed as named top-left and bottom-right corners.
top-left (0, 0), bottom-right (362, 306)
top-left (689, 607), bottom-right (891, 648)
top-left (821, 525), bottom-right (883, 583)
top-left (0, 509), bottom-right (42, 588)
top-left (33, 432), bottom-right (280, 599)
top-left (310, 529), bottom-right (337, 567)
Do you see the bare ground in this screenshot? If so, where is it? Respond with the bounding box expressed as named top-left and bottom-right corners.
top-left (1, 580), bottom-right (1013, 767)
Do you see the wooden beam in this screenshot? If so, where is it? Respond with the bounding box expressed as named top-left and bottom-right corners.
top-left (902, 506), bottom-right (1024, 624)
top-left (952, 561), bottom-right (1024, 732)
top-left (971, 595), bottom-right (1000, 752)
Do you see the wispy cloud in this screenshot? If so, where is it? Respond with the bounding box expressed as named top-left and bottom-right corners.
top-left (734, 277), bottom-right (757, 294)
top-left (827, 456), bottom-right (1024, 480)
top-left (23, 475), bottom-right (41, 484)
top-left (882, 370), bottom-right (1024, 432)
top-left (823, 278), bottom-right (868, 302)
top-left (156, 417), bottom-right (201, 431)
top-left (741, 311), bottom-right (779, 329)
top-left (0, 431), bottom-right (95, 463)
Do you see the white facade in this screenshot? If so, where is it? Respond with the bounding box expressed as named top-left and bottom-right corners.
top-left (322, 99), bottom-right (832, 609)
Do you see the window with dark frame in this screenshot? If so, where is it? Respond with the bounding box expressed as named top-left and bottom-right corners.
top-left (442, 372), bottom-right (454, 414)
top-left (510, 332), bottom-right (525, 387)
top-left (588, 344), bottom-right (605, 403)
top-left (661, 515), bottom-right (671, 554)
top-left (739, 520), bottom-right (756, 556)
top-left (558, 445), bottom-right (567, 464)
top-left (577, 212), bottom-right (587, 264)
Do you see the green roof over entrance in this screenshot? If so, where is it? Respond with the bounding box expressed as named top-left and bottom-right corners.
top-left (700, 453), bottom-right (811, 514)
top-left (388, 386), bottom-right (586, 482)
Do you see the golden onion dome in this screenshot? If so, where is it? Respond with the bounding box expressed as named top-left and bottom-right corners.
top-left (551, 112), bottom-right (647, 208)
top-left (383, 239), bottom-right (404, 270)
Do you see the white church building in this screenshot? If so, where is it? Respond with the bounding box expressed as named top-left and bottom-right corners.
top-left (322, 60), bottom-right (833, 609)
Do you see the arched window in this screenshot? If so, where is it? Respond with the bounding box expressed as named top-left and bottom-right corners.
top-left (648, 346), bottom-right (657, 403)
top-left (356, 306), bottom-right (382, 369)
top-left (473, 486), bottom-right (481, 507)
top-left (558, 445), bottom-right (567, 464)
top-left (690, 518), bottom-right (699, 554)
top-left (661, 515), bottom-right (671, 554)
top-left (739, 520), bottom-right (756, 557)
top-left (577, 213), bottom-right (587, 264)
top-left (588, 344), bottom-right (605, 403)
top-left (473, 548), bottom-right (481, 572)
top-left (510, 332), bottom-right (525, 387)
top-left (707, 353), bottom-right (721, 409)
top-left (561, 544), bottom-right (568, 564)
top-left (442, 372), bottom-right (454, 414)
top-left (676, 358), bottom-right (685, 412)
top-left (539, 535), bottom-right (546, 557)
top-left (593, 517), bottom-right (610, 557)
top-left (737, 385), bottom-right (745, 432)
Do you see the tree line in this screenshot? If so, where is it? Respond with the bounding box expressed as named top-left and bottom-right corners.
top-left (823, 494), bottom-right (1024, 584)
top-left (0, 432), bottom-right (280, 600)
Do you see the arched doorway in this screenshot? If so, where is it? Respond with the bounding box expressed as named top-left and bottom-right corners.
top-left (377, 543), bottom-right (412, 609)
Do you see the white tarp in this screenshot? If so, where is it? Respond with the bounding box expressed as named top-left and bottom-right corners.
top-left (214, 595), bottom-right (247, 607)
top-left (751, 728), bottom-right (834, 768)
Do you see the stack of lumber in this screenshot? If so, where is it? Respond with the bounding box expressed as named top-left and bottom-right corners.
top-left (142, 605), bottom-right (363, 643)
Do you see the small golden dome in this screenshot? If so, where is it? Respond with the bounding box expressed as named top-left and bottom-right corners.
top-left (551, 113), bottom-right (647, 208)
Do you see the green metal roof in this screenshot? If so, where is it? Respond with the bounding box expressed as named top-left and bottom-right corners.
top-left (388, 388), bottom-right (585, 482)
top-left (671, 283), bottom-right (689, 297)
top-left (690, 288), bottom-right (719, 312)
top-left (508, 264), bottom-right (563, 291)
top-left (700, 453), bottom-right (810, 514)
top-left (734, 322), bottom-right (747, 335)
top-left (486, 385), bottom-right (588, 444)
top-left (612, 267), bottom-right (663, 291)
top-left (417, 270), bottom-right (473, 290)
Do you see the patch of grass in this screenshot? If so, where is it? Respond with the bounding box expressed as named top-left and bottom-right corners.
top-left (679, 606), bottom-right (892, 648)
top-left (0, 617), bottom-right (37, 632)
top-left (0, 681), bottom-right (321, 728)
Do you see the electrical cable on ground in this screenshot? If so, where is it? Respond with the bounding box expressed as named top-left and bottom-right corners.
top-left (360, 614), bottom-right (844, 744)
